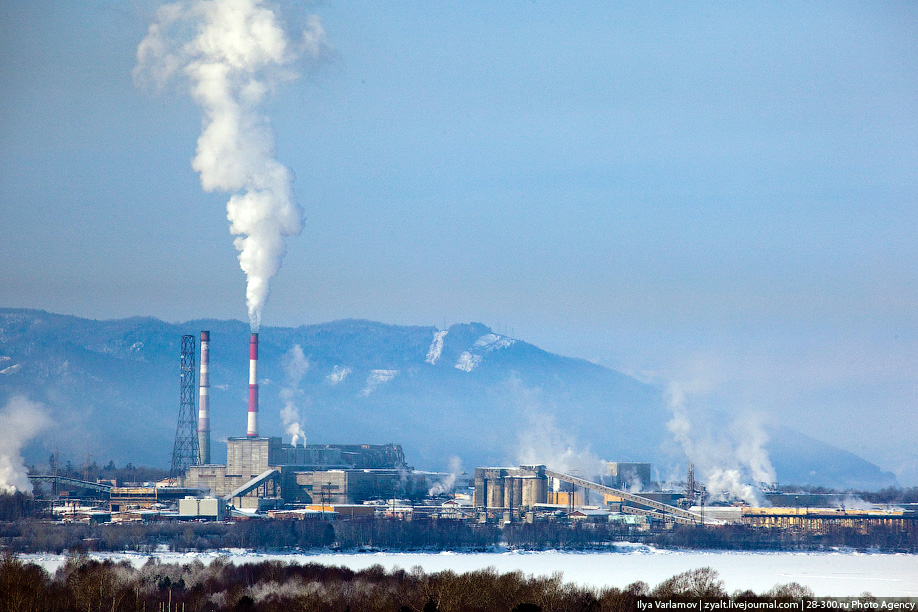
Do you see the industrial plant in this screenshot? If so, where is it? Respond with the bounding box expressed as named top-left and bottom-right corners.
top-left (178, 332), bottom-right (427, 511)
top-left (25, 330), bottom-right (917, 538)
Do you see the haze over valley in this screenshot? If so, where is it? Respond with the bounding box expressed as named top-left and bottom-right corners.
top-left (0, 309), bottom-right (899, 496)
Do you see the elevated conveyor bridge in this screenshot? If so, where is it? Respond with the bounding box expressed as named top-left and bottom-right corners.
top-left (521, 465), bottom-right (715, 525)
top-left (28, 474), bottom-right (113, 495)
top-left (223, 469), bottom-right (280, 504)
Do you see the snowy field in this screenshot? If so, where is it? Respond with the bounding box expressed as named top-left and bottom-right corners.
top-left (23, 546), bottom-right (918, 597)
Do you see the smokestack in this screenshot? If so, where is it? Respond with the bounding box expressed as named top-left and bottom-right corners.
top-left (198, 331), bottom-right (211, 464)
top-left (247, 332), bottom-right (259, 437)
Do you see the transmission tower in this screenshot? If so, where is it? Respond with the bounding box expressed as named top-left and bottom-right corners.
top-left (169, 334), bottom-right (200, 484)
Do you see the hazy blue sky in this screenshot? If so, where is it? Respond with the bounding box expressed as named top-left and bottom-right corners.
top-left (2, 2), bottom-right (917, 483)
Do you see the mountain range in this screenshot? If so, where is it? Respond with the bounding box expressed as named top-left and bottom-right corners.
top-left (0, 308), bottom-right (898, 492)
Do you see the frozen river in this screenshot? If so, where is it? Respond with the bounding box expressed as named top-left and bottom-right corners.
top-left (23, 545), bottom-right (918, 597)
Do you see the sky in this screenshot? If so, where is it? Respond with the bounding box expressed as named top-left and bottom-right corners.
top-left (1, 1), bottom-right (917, 484)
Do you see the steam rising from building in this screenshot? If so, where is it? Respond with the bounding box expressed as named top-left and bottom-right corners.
top-left (666, 380), bottom-right (777, 505)
top-left (510, 378), bottom-right (605, 478)
top-left (280, 344), bottom-right (309, 446)
top-left (134, 0), bottom-right (326, 331)
top-left (0, 397), bottom-right (51, 494)
top-left (428, 456), bottom-right (463, 496)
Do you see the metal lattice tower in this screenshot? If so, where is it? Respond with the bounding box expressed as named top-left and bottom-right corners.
top-left (169, 335), bottom-right (200, 484)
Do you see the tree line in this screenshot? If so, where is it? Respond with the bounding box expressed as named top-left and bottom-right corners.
top-left (36, 457), bottom-right (170, 487)
top-left (0, 517), bottom-right (502, 554)
top-left (2, 516), bottom-right (916, 555)
top-left (507, 521), bottom-right (918, 553)
top-left (0, 552), bottom-right (818, 612)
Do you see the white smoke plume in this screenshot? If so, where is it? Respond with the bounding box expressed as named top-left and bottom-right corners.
top-left (507, 377), bottom-right (604, 479)
top-left (134, 1), bottom-right (326, 331)
top-left (833, 494), bottom-right (875, 511)
top-left (428, 456), bottom-right (463, 497)
top-left (666, 380), bottom-right (776, 505)
top-left (731, 413), bottom-right (777, 486)
top-left (623, 473), bottom-right (646, 494)
top-left (0, 396), bottom-right (51, 494)
top-left (515, 412), bottom-right (604, 478)
top-left (280, 344), bottom-right (309, 446)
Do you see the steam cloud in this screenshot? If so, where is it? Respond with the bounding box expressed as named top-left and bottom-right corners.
top-left (135, 0), bottom-right (326, 331)
top-left (666, 380), bottom-right (777, 505)
top-left (280, 344), bottom-right (309, 447)
top-left (508, 377), bottom-right (604, 478)
top-left (428, 456), bottom-right (464, 496)
top-left (0, 396), bottom-right (51, 494)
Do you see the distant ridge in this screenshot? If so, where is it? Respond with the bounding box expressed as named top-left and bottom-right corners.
top-left (0, 308), bottom-right (898, 490)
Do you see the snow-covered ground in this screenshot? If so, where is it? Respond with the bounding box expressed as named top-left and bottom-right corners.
top-left (22, 546), bottom-right (918, 597)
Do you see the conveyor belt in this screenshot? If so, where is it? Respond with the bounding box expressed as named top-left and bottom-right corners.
top-left (222, 469), bottom-right (280, 501)
top-left (28, 474), bottom-right (113, 494)
top-left (521, 466), bottom-right (714, 525)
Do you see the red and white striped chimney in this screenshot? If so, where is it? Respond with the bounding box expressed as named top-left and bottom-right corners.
top-left (197, 330), bottom-right (211, 464)
top-left (247, 332), bottom-right (259, 437)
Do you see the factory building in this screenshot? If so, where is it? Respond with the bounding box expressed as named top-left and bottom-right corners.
top-left (178, 496), bottom-right (227, 520)
top-left (605, 462), bottom-right (651, 490)
top-left (474, 464), bottom-right (657, 511)
top-left (185, 437), bottom-right (415, 508)
top-left (294, 470), bottom-right (411, 506)
top-left (473, 467), bottom-right (549, 510)
top-left (472, 464), bottom-right (710, 526)
top-left (741, 507), bottom-right (917, 534)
